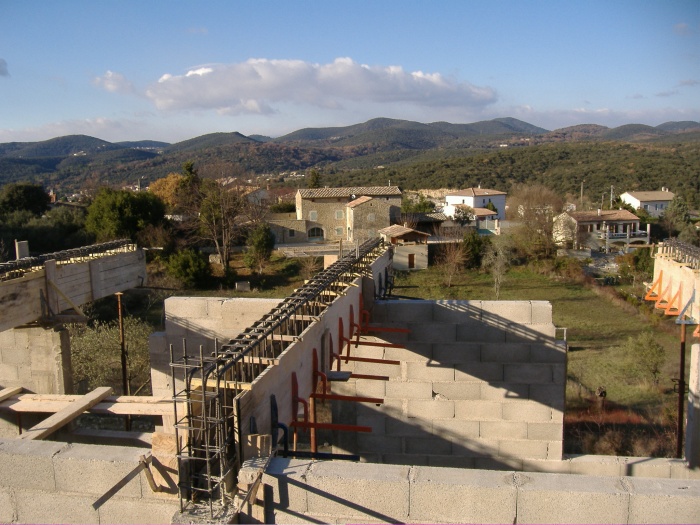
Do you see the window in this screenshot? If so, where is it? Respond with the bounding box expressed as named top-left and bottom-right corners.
top-left (288, 229), bottom-right (295, 237)
top-left (335, 227), bottom-right (343, 236)
top-left (367, 213), bottom-right (375, 223)
top-left (335, 210), bottom-right (344, 220)
top-left (309, 210), bottom-right (318, 221)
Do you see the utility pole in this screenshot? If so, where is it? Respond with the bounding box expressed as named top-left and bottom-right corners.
top-left (580, 180), bottom-right (585, 208)
top-left (610, 185), bottom-right (614, 209)
top-left (116, 292), bottom-right (131, 430)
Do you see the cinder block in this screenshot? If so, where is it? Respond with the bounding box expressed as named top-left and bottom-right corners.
top-left (499, 439), bottom-right (548, 460)
top-left (516, 472), bottom-right (630, 524)
top-left (354, 378), bottom-right (386, 398)
top-left (407, 399), bottom-right (454, 419)
top-left (552, 363), bottom-right (567, 384)
top-left (352, 361), bottom-right (401, 378)
top-left (504, 363), bottom-right (553, 384)
top-left (406, 362), bottom-right (454, 382)
top-left (0, 488), bottom-right (14, 523)
top-left (474, 456), bottom-right (523, 471)
top-left (456, 321), bottom-right (506, 343)
top-left (408, 323), bottom-right (456, 343)
top-left (410, 466), bottom-right (517, 524)
top-left (628, 477), bottom-right (700, 524)
top-left (530, 301), bottom-right (553, 323)
top-left (382, 453), bottom-right (429, 466)
top-left (53, 443), bottom-right (146, 498)
top-left (0, 363), bottom-right (19, 381)
top-left (1, 343), bottom-right (31, 365)
top-left (522, 458), bottom-right (571, 474)
top-left (382, 300), bottom-right (434, 323)
top-left (432, 382), bottom-right (481, 401)
top-left (547, 440), bottom-right (564, 460)
top-left (385, 381), bottom-right (433, 400)
top-left (502, 401), bottom-right (552, 422)
top-left (263, 458), bottom-right (313, 520)
top-left (15, 489), bottom-right (100, 524)
top-left (432, 343), bottom-right (481, 364)
top-left (529, 383), bottom-right (565, 409)
top-left (433, 301), bottom-right (482, 323)
top-left (385, 417), bottom-right (432, 437)
top-left (481, 301), bottom-right (532, 324)
top-left (480, 421), bottom-right (527, 440)
top-left (384, 343), bottom-right (432, 361)
top-left (623, 457), bottom-right (672, 478)
top-left (427, 454), bottom-right (476, 469)
top-left (432, 419), bottom-right (480, 440)
top-left (357, 434), bottom-right (404, 454)
top-left (0, 438), bottom-right (66, 491)
top-left (405, 436), bottom-right (452, 456)
top-left (454, 362), bottom-right (504, 382)
top-left (454, 400), bottom-right (503, 420)
top-left (530, 342), bottom-right (567, 363)
top-left (506, 323), bottom-right (556, 343)
top-left (481, 343), bottom-right (530, 363)
top-left (480, 382), bottom-right (529, 401)
top-left (357, 414), bottom-right (386, 434)
top-left (669, 460), bottom-right (700, 479)
top-left (527, 422), bottom-right (562, 441)
top-left (351, 344), bottom-right (385, 359)
top-left (305, 461), bottom-right (410, 521)
top-left (568, 454), bottom-right (625, 476)
top-left (97, 497), bottom-right (180, 524)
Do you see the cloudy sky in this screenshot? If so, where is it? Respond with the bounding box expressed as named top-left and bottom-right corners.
top-left (1, 0), bottom-right (698, 143)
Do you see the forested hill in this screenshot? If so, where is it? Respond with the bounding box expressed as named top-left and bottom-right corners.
top-left (0, 118), bottom-right (698, 206)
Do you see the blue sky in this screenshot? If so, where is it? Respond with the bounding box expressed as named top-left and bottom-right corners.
top-left (1, 0), bottom-right (698, 143)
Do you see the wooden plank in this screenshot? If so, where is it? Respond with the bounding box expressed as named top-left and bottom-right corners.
top-left (189, 377), bottom-right (253, 391)
top-left (19, 387), bottom-right (113, 440)
top-left (0, 394), bottom-right (179, 416)
top-left (0, 387), bottom-right (22, 402)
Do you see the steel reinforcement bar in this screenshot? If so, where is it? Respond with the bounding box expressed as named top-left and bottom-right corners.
top-left (170, 237), bottom-right (385, 516)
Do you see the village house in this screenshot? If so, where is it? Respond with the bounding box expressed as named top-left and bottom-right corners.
top-left (553, 208), bottom-right (650, 252)
top-left (619, 188), bottom-right (675, 218)
top-left (443, 187), bottom-right (507, 221)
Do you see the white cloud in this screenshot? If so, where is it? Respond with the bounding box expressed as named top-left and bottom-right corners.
top-left (679, 79), bottom-right (699, 87)
top-left (93, 70), bottom-right (134, 94)
top-left (0, 58), bottom-right (9, 77)
top-left (145, 57), bottom-right (498, 114)
top-left (655, 90), bottom-right (679, 97)
top-left (674, 22), bottom-right (692, 35)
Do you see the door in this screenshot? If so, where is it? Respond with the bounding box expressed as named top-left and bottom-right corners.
top-left (408, 253), bottom-right (415, 269)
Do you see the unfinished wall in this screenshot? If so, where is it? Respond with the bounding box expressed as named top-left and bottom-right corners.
top-left (688, 343), bottom-right (700, 468)
top-left (332, 299), bottom-right (565, 468)
top-left (0, 438), bottom-right (179, 524)
top-left (262, 457), bottom-right (700, 525)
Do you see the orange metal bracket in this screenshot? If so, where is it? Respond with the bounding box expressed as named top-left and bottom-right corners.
top-left (644, 270), bottom-right (663, 301)
top-left (663, 283), bottom-right (683, 316)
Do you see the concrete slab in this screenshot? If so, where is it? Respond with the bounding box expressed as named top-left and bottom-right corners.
top-left (15, 489), bottom-right (100, 524)
top-left (0, 488), bottom-right (14, 523)
top-left (410, 466), bottom-right (517, 524)
top-left (97, 496), bottom-right (180, 524)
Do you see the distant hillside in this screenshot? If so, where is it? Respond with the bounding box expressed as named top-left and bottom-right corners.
top-left (0, 117), bottom-right (698, 202)
top-left (166, 132), bottom-right (258, 153)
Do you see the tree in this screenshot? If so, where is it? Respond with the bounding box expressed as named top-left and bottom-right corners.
top-left (437, 241), bottom-right (464, 288)
top-left (507, 183), bottom-right (564, 259)
top-left (244, 223), bottom-right (275, 275)
top-left (463, 229), bottom-right (489, 268)
top-left (0, 183), bottom-right (51, 216)
top-left (85, 188), bottom-right (166, 242)
top-left (481, 235), bottom-right (513, 299)
top-left (623, 331), bottom-right (666, 386)
top-left (166, 249), bottom-right (211, 288)
top-left (307, 169), bottom-right (322, 189)
top-left (453, 205), bottom-right (474, 226)
top-left (402, 193), bottom-right (436, 214)
top-left (149, 173), bottom-right (185, 213)
top-left (663, 196), bottom-right (691, 236)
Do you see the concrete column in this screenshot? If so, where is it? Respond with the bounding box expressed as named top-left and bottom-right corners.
top-left (687, 344), bottom-right (700, 468)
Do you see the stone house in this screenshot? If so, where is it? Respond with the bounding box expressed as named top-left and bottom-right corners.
top-left (553, 209), bottom-right (650, 252)
top-left (291, 186), bottom-right (402, 243)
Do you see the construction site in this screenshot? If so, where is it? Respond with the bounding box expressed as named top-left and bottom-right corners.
top-left (0, 237), bottom-right (699, 524)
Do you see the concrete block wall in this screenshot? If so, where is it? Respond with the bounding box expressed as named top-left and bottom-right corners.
top-left (333, 300), bottom-right (565, 467)
top-left (263, 457), bottom-right (700, 524)
top-left (0, 438), bottom-right (179, 524)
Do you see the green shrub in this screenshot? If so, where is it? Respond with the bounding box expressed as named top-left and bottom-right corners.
top-left (166, 249), bottom-right (211, 288)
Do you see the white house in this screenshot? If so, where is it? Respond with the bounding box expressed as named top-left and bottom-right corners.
top-left (620, 189), bottom-right (674, 218)
top-left (443, 187), bottom-right (507, 220)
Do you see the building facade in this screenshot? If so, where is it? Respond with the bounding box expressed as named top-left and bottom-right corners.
top-left (620, 189), bottom-right (674, 218)
top-left (443, 187), bottom-right (507, 220)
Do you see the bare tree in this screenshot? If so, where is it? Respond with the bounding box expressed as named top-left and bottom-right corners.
top-left (507, 183), bottom-right (564, 259)
top-left (437, 241), bottom-right (464, 288)
top-left (481, 236), bottom-right (513, 299)
top-left (300, 256), bottom-right (321, 281)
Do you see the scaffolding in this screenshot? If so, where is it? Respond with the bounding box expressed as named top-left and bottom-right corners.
top-left (169, 238), bottom-right (385, 516)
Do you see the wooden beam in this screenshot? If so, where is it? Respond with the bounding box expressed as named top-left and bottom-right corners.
top-left (19, 387), bottom-right (113, 440)
top-left (189, 377), bottom-right (253, 391)
top-left (0, 386), bottom-right (22, 403)
top-left (0, 394), bottom-right (179, 416)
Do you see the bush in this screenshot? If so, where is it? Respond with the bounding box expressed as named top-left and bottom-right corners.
top-left (166, 249), bottom-right (211, 288)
